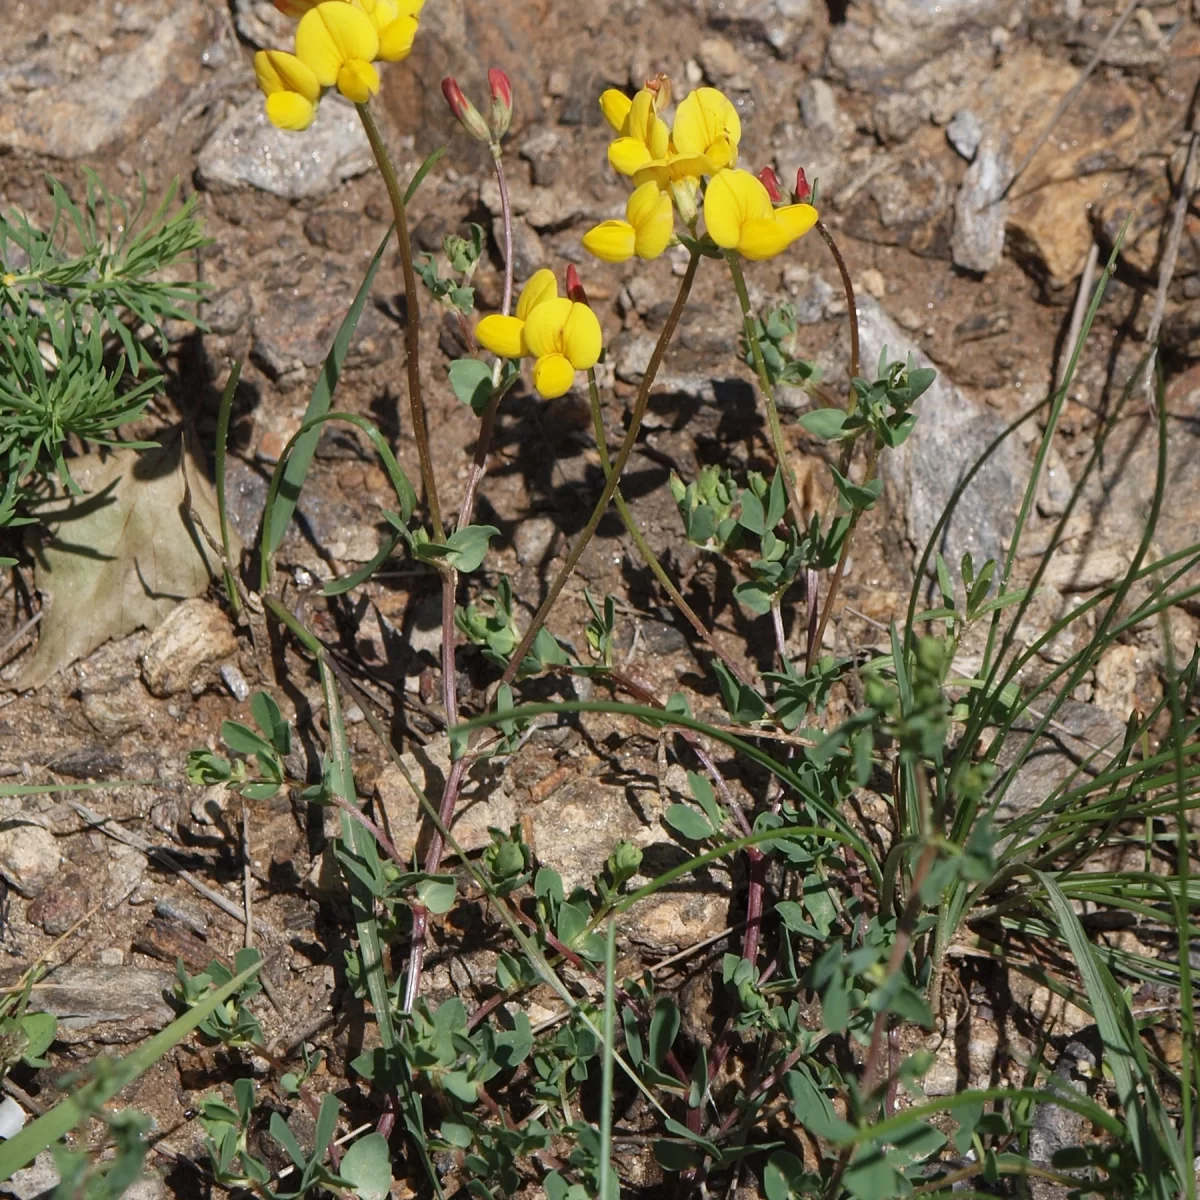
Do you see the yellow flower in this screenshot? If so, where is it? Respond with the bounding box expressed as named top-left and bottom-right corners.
top-left (582, 181), bottom-right (674, 263)
top-left (600, 87), bottom-right (671, 177)
top-left (295, 2), bottom-right (381, 102)
top-left (703, 168), bottom-right (818, 260)
top-left (475, 269), bottom-right (603, 399)
top-left (254, 49), bottom-right (322, 130)
top-left (672, 87), bottom-right (741, 171)
top-left (353, 0), bottom-right (423, 60)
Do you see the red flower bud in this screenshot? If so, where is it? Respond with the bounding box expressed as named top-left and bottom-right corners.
top-left (565, 263), bottom-right (589, 306)
top-left (758, 166), bottom-right (783, 204)
top-left (487, 67), bottom-right (513, 139)
top-left (441, 76), bottom-right (491, 142)
top-left (794, 167), bottom-right (812, 204)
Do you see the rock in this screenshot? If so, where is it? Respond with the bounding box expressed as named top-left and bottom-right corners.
top-left (782, 265), bottom-right (836, 325)
top-left (946, 109), bottom-right (983, 160)
top-left (141, 598), bottom-right (237, 697)
top-left (251, 281), bottom-right (394, 383)
top-left (952, 134), bottom-right (1011, 274)
top-left (28, 966), bottom-right (175, 1044)
top-left (196, 97), bottom-right (373, 201)
top-left (0, 0), bottom-right (208, 158)
top-left (1092, 644), bottom-right (1140, 720)
top-left (697, 37), bottom-right (747, 86)
top-left (107, 842), bottom-right (148, 898)
top-left (514, 516), bottom-right (559, 566)
top-left (80, 676), bottom-right (148, 737)
top-left (856, 297), bottom-right (1027, 571)
top-left (622, 891), bottom-right (729, 953)
top-left (205, 285), bottom-right (253, 336)
top-left (995, 700), bottom-right (1128, 832)
top-left (871, 91), bottom-right (930, 144)
top-left (700, 0), bottom-right (813, 54)
top-left (506, 220), bottom-right (546, 283)
top-left (0, 823), bottom-right (60, 897)
top-left (232, 0), bottom-right (293, 48)
top-left (303, 209), bottom-right (364, 254)
top-left (799, 79), bottom-right (842, 138)
top-left (220, 664), bottom-right (251, 702)
top-left (27, 873), bottom-right (91, 936)
top-left (1041, 546), bottom-right (1133, 592)
top-left (191, 784), bottom-right (231, 827)
top-left (49, 746), bottom-right (122, 779)
top-left (859, 268), bottom-right (886, 300)
top-left (1028, 1038), bottom-right (1099, 1193)
top-left (374, 744), bottom-right (513, 862)
top-left (1, 1152), bottom-right (59, 1200)
top-left (479, 175), bottom-right (589, 232)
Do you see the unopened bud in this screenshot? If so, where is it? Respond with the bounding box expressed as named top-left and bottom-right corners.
top-left (758, 166), bottom-right (783, 204)
top-left (487, 68), bottom-right (513, 140)
top-left (645, 73), bottom-right (672, 114)
top-left (565, 264), bottom-right (589, 306)
top-left (441, 76), bottom-right (491, 142)
top-left (793, 167), bottom-right (812, 204)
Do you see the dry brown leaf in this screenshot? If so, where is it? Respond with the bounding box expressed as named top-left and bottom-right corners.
top-left (15, 434), bottom-right (239, 691)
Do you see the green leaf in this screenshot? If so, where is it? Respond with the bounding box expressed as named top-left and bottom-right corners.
top-left (764, 1150), bottom-right (806, 1200)
top-left (843, 1143), bottom-right (905, 1200)
top-left (784, 1067), bottom-right (855, 1141)
top-left (664, 804), bottom-right (714, 841)
top-left (775, 901), bottom-right (822, 940)
top-left (649, 998), bottom-right (680, 1070)
top-left (733, 580), bottom-right (775, 615)
top-left (20, 1012), bottom-right (56, 1062)
top-left (435, 524), bottom-right (500, 573)
top-left (415, 875), bottom-right (457, 914)
top-left (798, 408), bottom-right (847, 440)
top-left (267, 225), bottom-right (392, 554)
top-left (339, 1133), bottom-right (392, 1200)
top-left (449, 358), bottom-right (493, 416)
top-left (687, 771), bottom-right (723, 829)
top-left (828, 464), bottom-right (883, 512)
top-left (221, 720), bottom-right (274, 759)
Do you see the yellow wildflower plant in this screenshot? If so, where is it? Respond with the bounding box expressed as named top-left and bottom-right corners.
top-left (475, 268), bottom-right (603, 400)
top-left (703, 168), bottom-right (818, 261)
top-left (671, 87), bottom-right (741, 171)
top-left (600, 86), bottom-right (671, 177)
top-left (256, 0), bottom-right (425, 129)
top-left (582, 181), bottom-right (675, 263)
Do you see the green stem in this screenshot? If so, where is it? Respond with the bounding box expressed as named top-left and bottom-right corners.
top-left (357, 102), bottom-right (444, 540)
top-left (495, 250), bottom-right (702, 691)
top-left (214, 360), bottom-right (241, 622)
top-left (724, 252), bottom-right (806, 530)
top-left (586, 368), bottom-right (756, 691)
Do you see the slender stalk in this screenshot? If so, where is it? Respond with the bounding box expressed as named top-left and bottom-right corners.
top-left (725, 252), bottom-right (806, 529)
top-left (492, 145), bottom-right (514, 317)
top-left (586, 368), bottom-right (758, 692)
top-left (598, 921), bottom-right (617, 1200)
top-left (494, 250), bottom-right (702, 693)
top-left (357, 103), bottom-right (443, 540)
top-left (815, 219), bottom-right (859, 400)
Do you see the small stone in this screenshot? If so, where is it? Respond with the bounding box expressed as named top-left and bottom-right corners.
top-left (98, 947), bottom-right (125, 966)
top-left (232, 0), bottom-right (293, 48)
top-left (196, 97), bottom-right (373, 201)
top-left (141, 598), bottom-right (238, 697)
top-left (27, 873), bottom-right (90, 935)
top-left (519, 127), bottom-right (565, 188)
top-left (219, 663), bottom-right (251, 702)
top-left (946, 109), bottom-right (984, 160)
top-left (205, 285), bottom-right (253, 336)
top-left (3, 1152), bottom-right (60, 1200)
top-left (859, 268), bottom-right (886, 299)
top-left (80, 677), bottom-right (148, 737)
top-left (28, 966), bottom-right (176, 1044)
top-left (871, 91), bottom-right (930, 144)
top-left (782, 265), bottom-right (835, 325)
top-left (697, 37), bottom-right (745, 83)
top-left (799, 79), bottom-right (840, 135)
top-left (191, 784), bottom-right (230, 827)
top-left (1042, 546), bottom-right (1133, 592)
top-left (1092, 644), bottom-right (1139, 719)
top-left (302, 209), bottom-right (363, 254)
top-left (0, 823), bottom-right (60, 897)
top-left (705, 0), bottom-right (813, 54)
top-left (106, 842), bottom-right (147, 899)
top-left (514, 516), bottom-right (558, 566)
top-left (623, 891), bottom-right (728, 952)
top-left (952, 134), bottom-right (1012, 274)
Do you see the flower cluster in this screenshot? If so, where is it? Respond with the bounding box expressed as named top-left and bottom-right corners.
top-left (474, 268), bottom-right (602, 400)
top-left (254, 0), bottom-right (425, 130)
top-left (583, 81), bottom-right (817, 264)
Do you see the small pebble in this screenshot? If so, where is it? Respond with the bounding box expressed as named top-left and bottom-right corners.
top-left (220, 663), bottom-right (250, 702)
top-left (98, 948), bottom-right (125, 966)
top-left (859, 268), bottom-right (886, 299)
top-left (946, 109), bottom-right (983, 161)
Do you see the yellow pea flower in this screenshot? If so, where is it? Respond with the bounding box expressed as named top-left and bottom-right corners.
top-left (703, 168), bottom-right (818, 261)
top-left (353, 0), bottom-right (423, 60)
top-left (582, 181), bottom-right (674, 263)
top-left (600, 87), bottom-right (670, 177)
top-left (254, 49), bottom-right (322, 130)
top-left (672, 87), bottom-right (741, 171)
top-left (475, 269), bottom-right (602, 399)
top-left (295, 2), bottom-right (381, 102)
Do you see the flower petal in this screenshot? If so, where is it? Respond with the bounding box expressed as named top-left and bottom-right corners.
top-left (265, 90), bottom-right (317, 129)
top-left (532, 353), bottom-right (576, 399)
top-left (599, 88), bottom-right (632, 134)
top-left (522, 297), bottom-right (573, 359)
top-left (336, 58), bottom-right (380, 102)
top-left (376, 15), bottom-right (418, 58)
top-left (627, 182), bottom-right (674, 259)
top-left (254, 50), bottom-right (320, 101)
top-left (673, 87), bottom-right (740, 160)
top-left (582, 219), bottom-right (636, 263)
top-left (608, 136), bottom-right (654, 177)
top-left (772, 203), bottom-right (819, 247)
top-left (475, 314), bottom-right (525, 359)
top-left (296, 2), bottom-right (379, 86)
top-left (562, 303), bottom-right (602, 370)
top-left (736, 217), bottom-right (792, 261)
top-left (703, 169), bottom-right (745, 249)
top-left (515, 268), bottom-right (558, 321)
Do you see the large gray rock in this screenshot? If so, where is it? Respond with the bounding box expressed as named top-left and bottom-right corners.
top-left (0, 0), bottom-right (209, 158)
top-left (855, 297), bottom-right (1027, 572)
top-left (196, 97), bottom-right (373, 201)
